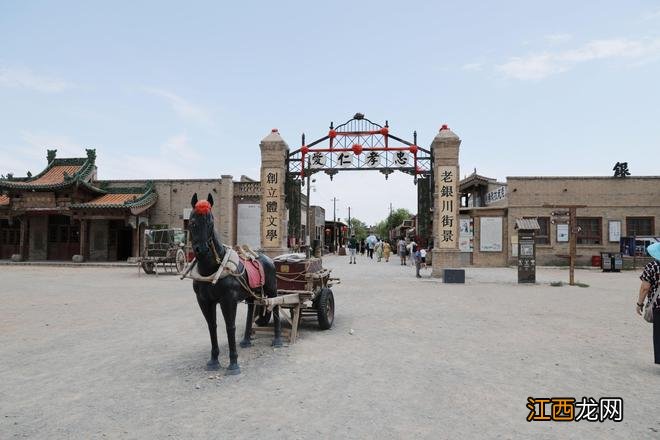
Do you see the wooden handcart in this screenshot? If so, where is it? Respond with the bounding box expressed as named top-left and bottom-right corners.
top-left (251, 256), bottom-right (338, 344)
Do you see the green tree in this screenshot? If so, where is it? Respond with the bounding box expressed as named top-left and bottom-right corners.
top-left (374, 208), bottom-right (412, 240)
top-left (349, 217), bottom-right (369, 240)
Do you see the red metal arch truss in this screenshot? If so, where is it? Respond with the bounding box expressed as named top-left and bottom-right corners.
top-left (287, 114), bottom-right (432, 183)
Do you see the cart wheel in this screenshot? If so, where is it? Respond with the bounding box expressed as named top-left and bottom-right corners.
top-left (316, 288), bottom-right (334, 330)
top-left (175, 249), bottom-right (186, 274)
top-left (141, 261), bottom-right (156, 274)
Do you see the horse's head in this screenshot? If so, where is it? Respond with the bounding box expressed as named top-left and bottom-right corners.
top-left (188, 193), bottom-right (216, 258)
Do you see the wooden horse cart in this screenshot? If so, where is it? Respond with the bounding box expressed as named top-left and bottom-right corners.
top-left (252, 255), bottom-right (338, 343)
top-left (138, 228), bottom-right (192, 275)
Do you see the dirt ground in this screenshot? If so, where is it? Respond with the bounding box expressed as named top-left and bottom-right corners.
top-left (1, 255), bottom-right (658, 439)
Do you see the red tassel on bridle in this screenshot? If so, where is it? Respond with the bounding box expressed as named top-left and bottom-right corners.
top-left (194, 200), bottom-right (212, 215)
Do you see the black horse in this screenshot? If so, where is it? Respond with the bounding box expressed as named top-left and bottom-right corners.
top-left (187, 193), bottom-right (282, 374)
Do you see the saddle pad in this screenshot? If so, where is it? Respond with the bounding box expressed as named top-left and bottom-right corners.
top-left (241, 258), bottom-right (265, 289)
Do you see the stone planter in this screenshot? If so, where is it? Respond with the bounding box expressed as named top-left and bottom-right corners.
top-left (72, 255), bottom-right (85, 263)
top-left (10, 254), bottom-right (23, 262)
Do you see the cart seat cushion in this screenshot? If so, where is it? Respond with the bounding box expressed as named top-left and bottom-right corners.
top-left (241, 258), bottom-right (265, 289)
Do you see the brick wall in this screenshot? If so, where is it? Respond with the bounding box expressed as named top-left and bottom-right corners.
top-left (507, 177), bottom-right (660, 265)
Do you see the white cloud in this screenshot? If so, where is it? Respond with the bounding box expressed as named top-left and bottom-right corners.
top-left (143, 87), bottom-right (211, 125)
top-left (0, 132), bottom-right (204, 180)
top-left (461, 63), bottom-right (483, 72)
top-left (497, 37), bottom-right (660, 80)
top-left (544, 33), bottom-right (572, 44)
top-left (97, 133), bottom-right (204, 179)
top-left (642, 8), bottom-right (660, 20)
top-left (0, 132), bottom-right (87, 176)
top-left (0, 66), bottom-right (70, 92)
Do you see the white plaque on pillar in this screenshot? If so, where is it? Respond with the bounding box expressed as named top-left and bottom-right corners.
top-left (261, 168), bottom-right (282, 247)
top-left (436, 166), bottom-right (459, 249)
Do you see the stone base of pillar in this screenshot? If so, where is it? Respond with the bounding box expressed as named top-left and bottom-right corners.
top-left (260, 248), bottom-right (289, 259)
top-left (431, 249), bottom-right (463, 278)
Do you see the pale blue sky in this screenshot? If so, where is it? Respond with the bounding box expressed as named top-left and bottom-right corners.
top-left (1, 1), bottom-right (659, 224)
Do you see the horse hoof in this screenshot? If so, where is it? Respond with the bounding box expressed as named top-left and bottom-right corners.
top-left (226, 365), bottom-right (241, 375)
top-left (239, 339), bottom-right (252, 348)
top-left (272, 338), bottom-right (283, 348)
top-left (206, 360), bottom-right (220, 371)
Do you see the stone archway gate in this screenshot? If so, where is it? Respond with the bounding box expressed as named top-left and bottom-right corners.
top-left (259, 113), bottom-right (462, 277)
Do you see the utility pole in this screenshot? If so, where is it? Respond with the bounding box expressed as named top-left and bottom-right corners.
top-left (331, 197), bottom-right (339, 253)
top-left (305, 155), bottom-right (312, 258)
top-left (545, 204), bottom-right (586, 286)
top-left (348, 206), bottom-right (351, 236)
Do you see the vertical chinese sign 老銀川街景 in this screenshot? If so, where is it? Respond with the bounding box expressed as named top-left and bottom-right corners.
top-left (262, 168), bottom-right (280, 247)
top-left (437, 166), bottom-right (459, 249)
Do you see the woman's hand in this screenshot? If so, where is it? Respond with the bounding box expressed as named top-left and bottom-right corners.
top-left (636, 302), bottom-right (644, 316)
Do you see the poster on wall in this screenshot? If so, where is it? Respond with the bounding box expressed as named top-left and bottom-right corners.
top-left (609, 220), bottom-right (621, 242)
top-left (459, 218), bottom-right (474, 252)
top-left (557, 224), bottom-right (569, 242)
top-left (480, 217), bottom-right (503, 252)
top-left (237, 204), bottom-right (261, 249)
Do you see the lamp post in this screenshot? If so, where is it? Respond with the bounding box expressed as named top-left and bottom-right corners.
top-left (331, 197), bottom-right (339, 253)
top-left (305, 156), bottom-right (316, 258)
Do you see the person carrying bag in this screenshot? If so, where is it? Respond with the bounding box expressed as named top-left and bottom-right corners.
top-left (636, 242), bottom-right (660, 364)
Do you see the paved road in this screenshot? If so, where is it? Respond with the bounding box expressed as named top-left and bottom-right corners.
top-left (1, 255), bottom-right (658, 439)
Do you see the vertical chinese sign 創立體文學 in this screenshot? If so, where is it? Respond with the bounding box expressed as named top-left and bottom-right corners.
top-left (437, 166), bottom-right (459, 249)
top-left (261, 168), bottom-right (280, 247)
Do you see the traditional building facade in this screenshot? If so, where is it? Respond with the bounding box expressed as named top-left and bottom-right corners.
top-left (457, 171), bottom-right (660, 266)
top-left (0, 151), bottom-right (312, 261)
top-left (0, 150), bottom-right (156, 261)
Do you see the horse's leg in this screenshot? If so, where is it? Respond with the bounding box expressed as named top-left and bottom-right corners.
top-left (196, 295), bottom-right (220, 370)
top-left (219, 298), bottom-right (241, 375)
top-left (240, 299), bottom-right (254, 348)
top-left (272, 305), bottom-right (283, 347)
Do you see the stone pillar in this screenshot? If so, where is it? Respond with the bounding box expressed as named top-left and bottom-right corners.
top-left (19, 216), bottom-right (28, 260)
top-left (79, 219), bottom-right (88, 261)
top-left (259, 129), bottom-right (289, 257)
top-left (431, 125), bottom-right (462, 277)
top-left (219, 175), bottom-right (235, 245)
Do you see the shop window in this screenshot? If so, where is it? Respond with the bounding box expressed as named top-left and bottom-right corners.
top-left (522, 217), bottom-right (549, 244)
top-left (536, 217), bottom-right (550, 245)
top-left (577, 217), bottom-right (602, 245)
top-left (626, 217), bottom-right (654, 236)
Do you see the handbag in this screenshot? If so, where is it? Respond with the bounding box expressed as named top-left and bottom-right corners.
top-left (643, 290), bottom-right (659, 323)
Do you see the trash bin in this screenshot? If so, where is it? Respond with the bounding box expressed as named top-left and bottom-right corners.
top-left (591, 255), bottom-right (601, 267)
top-left (601, 252), bottom-right (622, 272)
top-left (612, 253), bottom-right (622, 272)
top-left (601, 252), bottom-right (612, 271)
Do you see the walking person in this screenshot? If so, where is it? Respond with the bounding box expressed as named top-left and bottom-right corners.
top-left (397, 238), bottom-right (407, 266)
top-left (413, 247), bottom-right (422, 278)
top-left (375, 239), bottom-right (384, 262)
top-left (383, 241), bottom-right (392, 262)
top-left (368, 239), bottom-right (375, 259)
top-left (347, 234), bottom-right (358, 264)
top-left (636, 242), bottom-right (660, 364)
top-left (360, 239), bottom-right (366, 256)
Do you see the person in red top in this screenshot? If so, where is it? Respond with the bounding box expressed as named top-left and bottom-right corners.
top-left (636, 242), bottom-right (660, 364)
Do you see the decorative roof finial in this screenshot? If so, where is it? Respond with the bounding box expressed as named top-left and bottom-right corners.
top-left (47, 149), bottom-right (57, 164)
